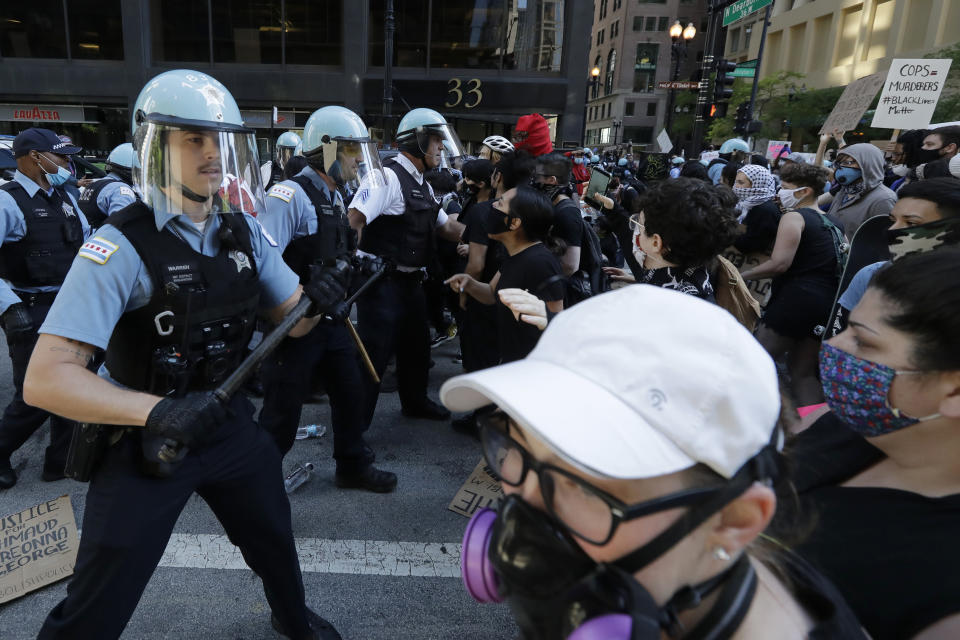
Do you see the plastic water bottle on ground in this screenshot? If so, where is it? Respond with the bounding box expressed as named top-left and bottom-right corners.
top-left (295, 423), bottom-right (326, 440)
top-left (284, 462), bottom-right (315, 494)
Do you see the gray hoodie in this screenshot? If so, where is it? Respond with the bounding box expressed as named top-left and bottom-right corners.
top-left (831, 143), bottom-right (897, 236)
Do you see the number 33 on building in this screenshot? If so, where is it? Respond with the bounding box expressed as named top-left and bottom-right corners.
top-left (445, 78), bottom-right (483, 109)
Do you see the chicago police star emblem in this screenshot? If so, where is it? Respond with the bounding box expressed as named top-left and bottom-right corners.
top-left (228, 250), bottom-right (251, 272)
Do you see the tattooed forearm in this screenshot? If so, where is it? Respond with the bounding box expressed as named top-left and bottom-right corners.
top-left (49, 345), bottom-right (94, 364)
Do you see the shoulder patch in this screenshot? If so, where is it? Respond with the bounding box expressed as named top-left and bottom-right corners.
top-left (78, 236), bottom-right (119, 264)
top-left (117, 186), bottom-right (136, 199)
top-left (268, 184), bottom-right (295, 203)
top-left (260, 225), bottom-right (278, 247)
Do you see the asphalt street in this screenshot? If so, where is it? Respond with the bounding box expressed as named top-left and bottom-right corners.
top-left (0, 336), bottom-right (518, 639)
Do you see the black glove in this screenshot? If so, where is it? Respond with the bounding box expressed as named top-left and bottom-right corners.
top-left (304, 260), bottom-right (350, 316)
top-left (1, 303), bottom-right (34, 342)
top-left (325, 300), bottom-right (351, 323)
top-left (145, 392), bottom-right (227, 449)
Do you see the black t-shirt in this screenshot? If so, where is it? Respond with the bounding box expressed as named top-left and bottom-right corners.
top-left (788, 412), bottom-right (960, 639)
top-left (552, 197), bottom-right (584, 251)
top-left (494, 243), bottom-right (564, 363)
top-left (779, 550), bottom-right (871, 639)
top-left (778, 207), bottom-right (838, 290)
top-left (464, 200), bottom-right (506, 283)
top-left (734, 199), bottom-right (781, 255)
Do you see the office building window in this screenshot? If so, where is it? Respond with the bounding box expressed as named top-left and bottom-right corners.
top-left (431, 0), bottom-right (506, 69)
top-left (600, 127), bottom-right (611, 143)
top-left (369, 0), bottom-right (428, 67)
top-left (632, 16), bottom-right (643, 31)
top-left (212, 1), bottom-right (282, 64)
top-left (638, 0), bottom-right (666, 3)
top-left (633, 43), bottom-right (658, 92)
top-left (647, 102), bottom-right (657, 116)
top-left (285, 0), bottom-right (341, 65)
top-left (68, 0), bottom-right (124, 59)
top-left (625, 101), bottom-right (635, 116)
top-left (658, 16), bottom-right (668, 31)
top-left (645, 16), bottom-right (657, 30)
top-left (729, 28), bottom-right (740, 52)
top-left (604, 49), bottom-right (616, 94)
top-left (504, 0), bottom-right (565, 72)
top-left (600, 0), bottom-right (608, 19)
top-left (151, 0), bottom-right (210, 62)
top-left (1, 3), bottom-right (68, 58)
top-left (743, 23), bottom-right (753, 51)
top-left (623, 126), bottom-right (653, 143)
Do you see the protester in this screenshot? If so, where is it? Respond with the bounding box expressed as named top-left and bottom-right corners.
top-left (679, 160), bottom-right (711, 183)
top-left (602, 178), bottom-right (738, 299)
top-left (825, 143), bottom-right (897, 236)
top-left (919, 125), bottom-right (960, 162)
top-left (512, 114), bottom-right (553, 157)
top-left (532, 152), bottom-right (583, 277)
top-left (442, 285), bottom-right (867, 639)
top-left (740, 164), bottom-right (840, 406)
top-left (445, 187), bottom-right (564, 364)
top-left (478, 135), bottom-right (514, 164)
top-left (732, 164), bottom-right (781, 254)
top-left (790, 248), bottom-right (960, 639)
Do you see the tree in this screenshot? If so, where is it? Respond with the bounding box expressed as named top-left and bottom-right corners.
top-left (925, 43), bottom-right (960, 123)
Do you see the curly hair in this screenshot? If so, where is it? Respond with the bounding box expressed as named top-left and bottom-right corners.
top-left (639, 177), bottom-right (739, 268)
top-left (779, 163), bottom-right (830, 196)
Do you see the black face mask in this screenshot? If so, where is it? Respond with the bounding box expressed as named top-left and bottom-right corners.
top-left (916, 147), bottom-right (944, 164)
top-left (487, 208), bottom-right (513, 236)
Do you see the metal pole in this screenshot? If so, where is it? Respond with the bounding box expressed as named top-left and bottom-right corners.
top-left (691, 0), bottom-right (723, 156)
top-left (664, 42), bottom-right (681, 144)
top-left (747, 5), bottom-right (772, 119)
top-left (383, 0), bottom-right (395, 144)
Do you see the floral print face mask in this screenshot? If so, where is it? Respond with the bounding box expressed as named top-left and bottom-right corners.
top-left (819, 343), bottom-right (940, 437)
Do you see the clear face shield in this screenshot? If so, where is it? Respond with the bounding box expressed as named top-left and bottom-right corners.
top-left (276, 145), bottom-right (296, 170)
top-left (133, 119), bottom-right (266, 217)
top-left (416, 124), bottom-right (466, 170)
top-left (316, 138), bottom-right (387, 194)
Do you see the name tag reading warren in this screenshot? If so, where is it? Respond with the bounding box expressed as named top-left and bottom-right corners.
top-left (161, 260), bottom-right (201, 286)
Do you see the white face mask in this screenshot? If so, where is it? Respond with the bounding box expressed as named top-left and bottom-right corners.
top-left (777, 186), bottom-right (806, 210)
top-left (891, 164), bottom-right (910, 177)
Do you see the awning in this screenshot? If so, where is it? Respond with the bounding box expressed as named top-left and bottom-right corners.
top-left (0, 104), bottom-right (98, 124)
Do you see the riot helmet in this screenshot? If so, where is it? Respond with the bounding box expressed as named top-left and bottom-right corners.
top-left (395, 108), bottom-right (465, 170)
top-left (131, 69), bottom-right (265, 217)
top-left (301, 106), bottom-right (386, 194)
top-left (106, 142), bottom-right (135, 184)
top-left (275, 131), bottom-right (301, 170)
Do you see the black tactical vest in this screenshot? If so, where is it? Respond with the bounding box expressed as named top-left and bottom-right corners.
top-left (0, 180), bottom-right (84, 289)
top-left (104, 203), bottom-right (260, 395)
top-left (281, 175), bottom-right (356, 283)
top-left (77, 177), bottom-right (122, 228)
top-left (357, 158), bottom-right (438, 268)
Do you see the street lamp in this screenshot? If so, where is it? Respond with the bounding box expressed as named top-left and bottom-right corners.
top-left (582, 66), bottom-right (602, 144)
top-left (612, 119), bottom-right (622, 145)
top-left (664, 21), bottom-right (696, 148)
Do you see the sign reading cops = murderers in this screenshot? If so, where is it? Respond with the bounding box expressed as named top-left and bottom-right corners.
top-left (0, 495), bottom-right (79, 603)
top-left (871, 59), bottom-right (953, 129)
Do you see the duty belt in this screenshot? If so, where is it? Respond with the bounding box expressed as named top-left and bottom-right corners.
top-left (14, 290), bottom-right (60, 307)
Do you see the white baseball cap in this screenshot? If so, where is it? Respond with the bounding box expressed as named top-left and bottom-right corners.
top-left (440, 285), bottom-right (781, 480)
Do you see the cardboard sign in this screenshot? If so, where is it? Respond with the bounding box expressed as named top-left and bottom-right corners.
top-left (721, 246), bottom-right (774, 309)
top-left (819, 73), bottom-right (885, 135)
top-left (656, 129), bottom-right (673, 153)
top-left (0, 495), bottom-right (79, 603)
top-left (448, 459), bottom-right (503, 518)
top-left (700, 151), bottom-right (720, 162)
top-left (766, 140), bottom-right (790, 162)
top-left (871, 59), bottom-right (953, 129)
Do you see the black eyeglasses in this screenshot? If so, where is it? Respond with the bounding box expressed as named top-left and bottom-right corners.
top-left (479, 412), bottom-right (722, 545)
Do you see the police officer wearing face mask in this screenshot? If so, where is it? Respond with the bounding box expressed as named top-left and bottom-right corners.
top-left (0, 127), bottom-right (91, 489)
top-left (77, 142), bottom-right (138, 229)
top-left (258, 106), bottom-right (397, 493)
top-left (347, 108), bottom-right (466, 427)
top-left (23, 70), bottom-right (346, 640)
top-left (264, 131), bottom-right (302, 190)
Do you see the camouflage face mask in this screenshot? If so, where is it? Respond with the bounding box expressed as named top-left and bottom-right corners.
top-left (887, 217), bottom-right (960, 260)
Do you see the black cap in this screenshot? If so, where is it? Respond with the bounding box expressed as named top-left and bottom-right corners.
top-left (12, 128), bottom-right (82, 158)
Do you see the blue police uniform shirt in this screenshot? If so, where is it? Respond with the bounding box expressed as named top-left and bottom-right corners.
top-left (95, 173), bottom-right (139, 217)
top-left (261, 165), bottom-right (345, 250)
top-left (0, 170), bottom-right (91, 313)
top-left (40, 201), bottom-right (298, 353)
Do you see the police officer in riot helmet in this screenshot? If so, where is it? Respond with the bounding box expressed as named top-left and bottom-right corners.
top-left (259, 105), bottom-right (397, 493)
top-left (264, 130), bottom-right (302, 190)
top-left (0, 128), bottom-right (91, 490)
top-left (77, 142), bottom-right (138, 228)
top-left (24, 70), bottom-right (346, 640)
top-left (346, 108), bottom-right (466, 426)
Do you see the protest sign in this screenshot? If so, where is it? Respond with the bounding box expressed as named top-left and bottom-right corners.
top-left (871, 59), bottom-right (953, 129)
top-left (656, 129), bottom-right (673, 153)
top-left (721, 247), bottom-right (773, 309)
top-left (448, 459), bottom-right (503, 518)
top-left (700, 150), bottom-right (720, 162)
top-left (766, 141), bottom-right (790, 162)
top-left (819, 73), bottom-right (885, 135)
top-left (0, 495), bottom-right (78, 603)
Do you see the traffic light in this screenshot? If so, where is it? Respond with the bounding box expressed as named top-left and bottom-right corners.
top-left (734, 103), bottom-right (750, 134)
top-left (714, 59), bottom-right (737, 110)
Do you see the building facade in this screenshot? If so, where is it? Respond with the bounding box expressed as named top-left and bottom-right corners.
top-left (725, 0), bottom-right (957, 89)
top-left (0, 0), bottom-right (591, 157)
top-left (585, 0), bottom-right (709, 150)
